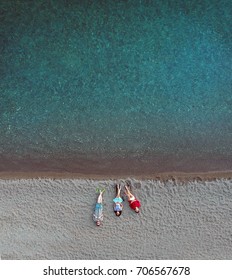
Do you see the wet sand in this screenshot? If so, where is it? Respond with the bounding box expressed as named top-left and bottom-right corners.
top-left (0, 170), bottom-right (232, 181)
top-left (1, 153), bottom-right (232, 178)
top-left (0, 178), bottom-right (232, 259)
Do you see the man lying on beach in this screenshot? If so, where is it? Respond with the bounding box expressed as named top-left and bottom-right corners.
top-left (113, 184), bottom-right (123, 216)
top-left (124, 183), bottom-right (141, 213)
top-left (93, 188), bottom-right (105, 226)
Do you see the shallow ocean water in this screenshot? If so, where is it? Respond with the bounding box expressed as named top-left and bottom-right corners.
top-left (1, 0), bottom-right (232, 174)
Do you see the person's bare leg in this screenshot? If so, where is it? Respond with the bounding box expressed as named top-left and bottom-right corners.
top-left (124, 185), bottom-right (132, 196)
top-left (116, 184), bottom-right (121, 197)
top-left (97, 190), bottom-right (104, 204)
top-left (124, 185), bottom-right (135, 200)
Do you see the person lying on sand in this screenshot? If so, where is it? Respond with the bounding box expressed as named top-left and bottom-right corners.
top-left (93, 188), bottom-right (105, 226)
top-left (124, 183), bottom-right (141, 213)
top-left (113, 184), bottom-right (123, 216)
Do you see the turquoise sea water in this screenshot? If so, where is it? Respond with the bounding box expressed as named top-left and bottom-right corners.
top-left (1, 0), bottom-right (232, 174)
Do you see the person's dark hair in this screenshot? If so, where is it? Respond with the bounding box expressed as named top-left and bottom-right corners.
top-left (114, 211), bottom-right (122, 216)
top-left (135, 208), bottom-right (140, 213)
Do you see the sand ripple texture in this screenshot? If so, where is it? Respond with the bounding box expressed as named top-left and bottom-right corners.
top-left (0, 178), bottom-right (232, 259)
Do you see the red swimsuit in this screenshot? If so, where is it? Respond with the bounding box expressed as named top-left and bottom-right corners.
top-left (129, 199), bottom-right (141, 210)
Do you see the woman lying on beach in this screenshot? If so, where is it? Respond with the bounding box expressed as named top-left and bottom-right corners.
top-left (113, 184), bottom-right (123, 216)
top-left (93, 188), bottom-right (105, 226)
top-left (124, 183), bottom-right (141, 213)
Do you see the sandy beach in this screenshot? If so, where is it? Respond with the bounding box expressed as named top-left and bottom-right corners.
top-left (0, 177), bottom-right (231, 260)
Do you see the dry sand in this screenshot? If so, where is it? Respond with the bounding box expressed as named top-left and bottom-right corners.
top-left (0, 178), bottom-right (232, 259)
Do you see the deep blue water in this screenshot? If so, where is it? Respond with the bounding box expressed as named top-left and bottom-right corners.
top-left (0, 0), bottom-right (232, 174)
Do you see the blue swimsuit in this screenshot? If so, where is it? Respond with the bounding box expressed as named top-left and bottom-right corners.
top-left (113, 197), bottom-right (123, 203)
top-left (113, 197), bottom-right (123, 211)
top-left (93, 203), bottom-right (103, 222)
top-left (114, 203), bottom-right (122, 211)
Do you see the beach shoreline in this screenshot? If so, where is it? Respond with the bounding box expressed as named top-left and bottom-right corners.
top-left (1, 153), bottom-right (232, 182)
top-left (0, 170), bottom-right (232, 181)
